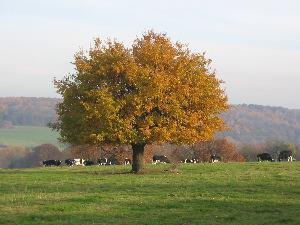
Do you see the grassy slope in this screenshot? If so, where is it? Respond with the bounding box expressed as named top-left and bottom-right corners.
top-left (0, 126), bottom-right (61, 148)
top-left (0, 163), bottom-right (299, 225)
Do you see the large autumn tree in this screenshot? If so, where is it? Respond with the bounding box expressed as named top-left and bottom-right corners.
top-left (51, 31), bottom-right (228, 172)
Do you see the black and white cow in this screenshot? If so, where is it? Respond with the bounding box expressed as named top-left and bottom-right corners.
top-left (65, 159), bottom-right (76, 166)
top-left (98, 157), bottom-right (118, 165)
top-left (97, 158), bottom-right (108, 165)
top-left (124, 158), bottom-right (131, 165)
top-left (108, 157), bottom-right (118, 165)
top-left (152, 155), bottom-right (170, 164)
top-left (184, 158), bottom-right (198, 163)
top-left (211, 154), bottom-right (221, 163)
top-left (257, 153), bottom-right (273, 162)
top-left (73, 158), bottom-right (85, 166)
top-left (278, 150), bottom-right (293, 162)
top-left (84, 160), bottom-right (95, 166)
top-left (43, 159), bottom-right (62, 167)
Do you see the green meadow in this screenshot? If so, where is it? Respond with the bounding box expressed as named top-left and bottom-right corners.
top-left (0, 126), bottom-right (61, 148)
top-left (0, 163), bottom-right (299, 225)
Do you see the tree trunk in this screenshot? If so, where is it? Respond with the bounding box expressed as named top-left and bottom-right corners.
top-left (131, 143), bottom-right (146, 173)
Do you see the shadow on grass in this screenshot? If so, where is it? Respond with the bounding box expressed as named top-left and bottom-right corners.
top-left (73, 166), bottom-right (182, 176)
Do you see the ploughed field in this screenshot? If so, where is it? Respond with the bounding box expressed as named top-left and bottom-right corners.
top-left (0, 163), bottom-right (299, 225)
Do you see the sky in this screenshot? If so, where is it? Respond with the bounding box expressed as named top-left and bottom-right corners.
top-left (0, 0), bottom-right (299, 108)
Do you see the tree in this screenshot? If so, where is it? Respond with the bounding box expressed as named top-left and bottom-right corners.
top-left (193, 138), bottom-right (245, 162)
top-left (215, 139), bottom-right (245, 162)
top-left (0, 146), bottom-right (28, 168)
top-left (27, 144), bottom-right (63, 167)
top-left (50, 31), bottom-right (228, 172)
top-left (263, 140), bottom-right (298, 159)
top-left (239, 144), bottom-right (262, 161)
top-left (68, 144), bottom-right (100, 161)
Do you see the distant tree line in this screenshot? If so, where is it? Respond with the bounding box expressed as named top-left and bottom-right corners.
top-left (1, 138), bottom-right (299, 168)
top-left (239, 140), bottom-right (299, 161)
top-left (0, 144), bottom-right (66, 168)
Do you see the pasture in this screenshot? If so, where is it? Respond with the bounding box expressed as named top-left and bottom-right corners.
top-left (0, 126), bottom-right (61, 148)
top-left (0, 163), bottom-right (299, 225)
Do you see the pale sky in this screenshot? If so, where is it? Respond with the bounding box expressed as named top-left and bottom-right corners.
top-left (0, 0), bottom-right (299, 108)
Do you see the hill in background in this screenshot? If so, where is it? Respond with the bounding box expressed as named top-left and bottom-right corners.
top-left (0, 97), bottom-right (58, 127)
top-left (219, 104), bottom-right (300, 146)
top-left (0, 97), bottom-right (300, 146)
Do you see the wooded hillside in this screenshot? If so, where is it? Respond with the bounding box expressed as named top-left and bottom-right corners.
top-left (0, 97), bottom-right (59, 127)
top-left (0, 97), bottom-right (299, 145)
top-left (219, 104), bottom-right (300, 145)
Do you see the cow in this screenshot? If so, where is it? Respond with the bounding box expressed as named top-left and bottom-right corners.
top-left (257, 153), bottom-right (273, 162)
top-left (43, 159), bottom-right (62, 167)
top-left (124, 158), bottom-right (131, 165)
top-left (278, 150), bottom-right (293, 162)
top-left (97, 158), bottom-right (108, 165)
top-left (65, 159), bottom-right (76, 166)
top-left (107, 157), bottom-right (118, 165)
top-left (184, 158), bottom-right (198, 163)
top-left (84, 160), bottom-right (95, 166)
top-left (152, 155), bottom-right (170, 164)
top-left (211, 154), bottom-right (221, 163)
top-left (73, 158), bottom-right (85, 166)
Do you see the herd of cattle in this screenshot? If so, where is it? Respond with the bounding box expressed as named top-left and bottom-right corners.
top-left (257, 150), bottom-right (294, 162)
top-left (42, 150), bottom-right (295, 167)
top-left (43, 158), bottom-right (130, 167)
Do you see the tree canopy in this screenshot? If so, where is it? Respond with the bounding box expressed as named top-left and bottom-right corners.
top-left (51, 31), bottom-right (228, 172)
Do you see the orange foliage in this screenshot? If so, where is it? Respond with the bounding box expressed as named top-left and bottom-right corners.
top-left (193, 138), bottom-right (245, 162)
top-left (69, 145), bottom-right (100, 161)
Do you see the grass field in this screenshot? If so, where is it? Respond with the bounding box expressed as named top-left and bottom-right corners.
top-left (0, 163), bottom-right (299, 225)
top-left (0, 126), bottom-right (62, 148)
